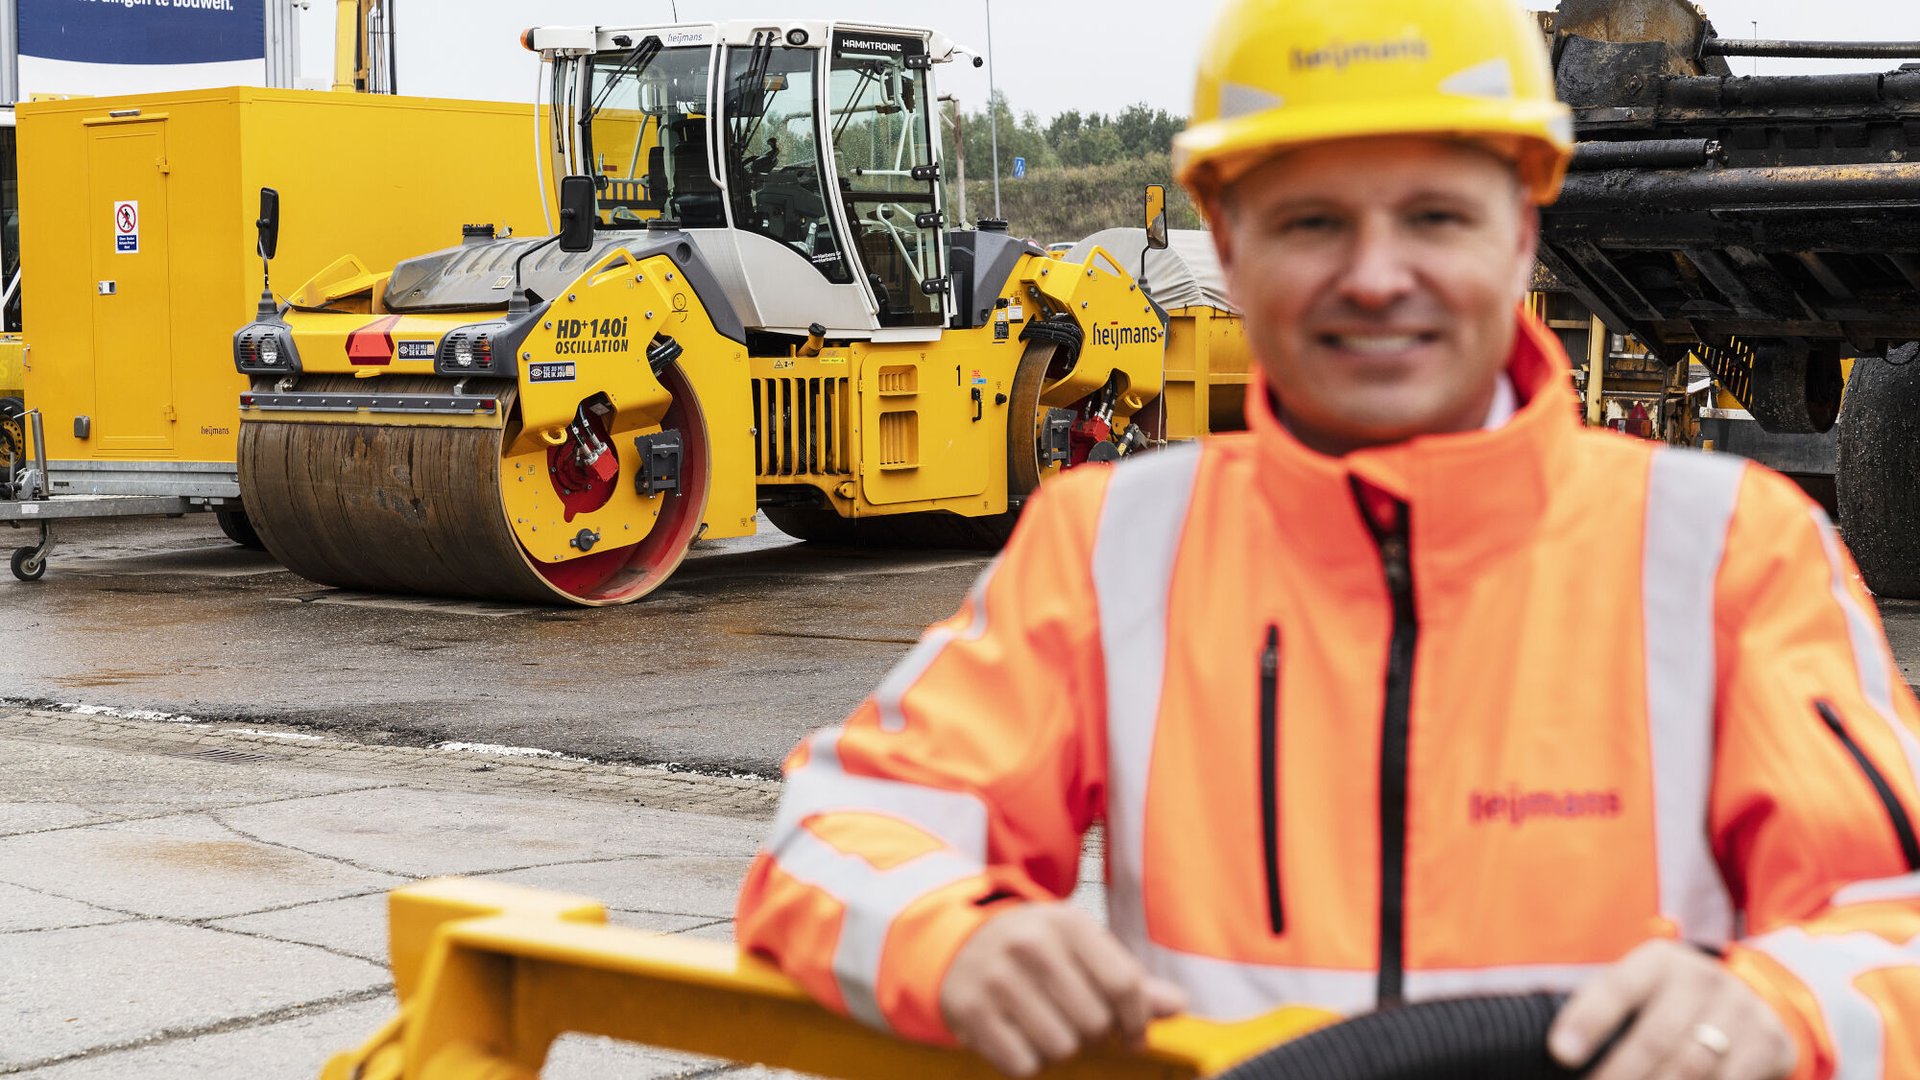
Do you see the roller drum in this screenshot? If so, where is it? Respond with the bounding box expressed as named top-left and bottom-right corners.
top-left (239, 371), bottom-right (708, 606)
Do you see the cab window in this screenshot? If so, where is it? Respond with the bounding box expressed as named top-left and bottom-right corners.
top-left (723, 45), bottom-right (850, 283)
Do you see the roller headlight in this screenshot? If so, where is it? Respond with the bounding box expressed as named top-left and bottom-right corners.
top-left (434, 313), bottom-right (538, 378)
top-left (233, 323), bottom-right (300, 375)
top-left (438, 320), bottom-right (520, 376)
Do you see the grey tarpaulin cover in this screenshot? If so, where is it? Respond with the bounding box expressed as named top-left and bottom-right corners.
top-left (1063, 228), bottom-right (1237, 313)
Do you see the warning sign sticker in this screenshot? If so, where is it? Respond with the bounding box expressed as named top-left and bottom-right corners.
top-left (113, 200), bottom-right (139, 253)
top-left (529, 362), bottom-right (576, 383)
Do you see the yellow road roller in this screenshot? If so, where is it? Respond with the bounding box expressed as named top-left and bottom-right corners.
top-left (234, 20), bottom-right (1166, 606)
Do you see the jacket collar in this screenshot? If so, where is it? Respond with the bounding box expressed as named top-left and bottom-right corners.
top-left (1242, 313), bottom-right (1580, 578)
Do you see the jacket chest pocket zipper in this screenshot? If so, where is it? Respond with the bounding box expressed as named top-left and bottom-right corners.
top-left (1260, 624), bottom-right (1284, 935)
top-left (1816, 699), bottom-right (1920, 871)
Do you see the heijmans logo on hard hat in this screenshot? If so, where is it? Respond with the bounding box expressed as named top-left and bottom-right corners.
top-left (1291, 37), bottom-right (1430, 73)
top-left (1091, 323), bottom-right (1163, 352)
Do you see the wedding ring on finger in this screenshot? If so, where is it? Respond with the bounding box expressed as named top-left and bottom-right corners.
top-left (1691, 1022), bottom-right (1733, 1057)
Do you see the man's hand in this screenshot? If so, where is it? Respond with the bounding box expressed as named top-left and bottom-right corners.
top-left (1550, 939), bottom-right (1797, 1080)
top-left (941, 901), bottom-right (1187, 1077)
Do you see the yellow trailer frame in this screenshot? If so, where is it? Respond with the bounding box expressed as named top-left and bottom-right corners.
top-left (324, 879), bottom-right (1333, 1080)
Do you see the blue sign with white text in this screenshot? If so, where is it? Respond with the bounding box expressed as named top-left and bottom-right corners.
top-left (1013, 156), bottom-right (1026, 180)
top-left (19, 0), bottom-right (265, 66)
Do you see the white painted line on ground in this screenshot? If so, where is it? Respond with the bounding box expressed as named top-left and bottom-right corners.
top-left (226, 728), bottom-right (327, 742)
top-left (57, 702), bottom-right (199, 723)
top-left (436, 741), bottom-right (590, 762)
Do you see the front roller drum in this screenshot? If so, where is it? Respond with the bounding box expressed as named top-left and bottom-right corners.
top-left (238, 371), bottom-right (710, 606)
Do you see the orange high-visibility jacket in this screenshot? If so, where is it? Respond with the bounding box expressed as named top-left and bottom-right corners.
top-left (737, 315), bottom-right (1920, 1079)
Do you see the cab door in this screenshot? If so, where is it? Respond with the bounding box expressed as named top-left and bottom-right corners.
top-left (87, 119), bottom-right (174, 453)
top-left (826, 31), bottom-right (949, 329)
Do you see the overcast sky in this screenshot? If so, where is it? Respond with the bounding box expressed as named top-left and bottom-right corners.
top-left (295, 1), bottom-right (1920, 119)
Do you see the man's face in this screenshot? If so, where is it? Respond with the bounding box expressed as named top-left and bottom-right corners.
top-left (1210, 137), bottom-right (1540, 456)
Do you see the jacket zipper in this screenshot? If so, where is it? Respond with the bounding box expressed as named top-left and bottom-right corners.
top-left (1816, 700), bottom-right (1920, 871)
top-left (1355, 479), bottom-right (1417, 1008)
top-left (1259, 624), bottom-right (1284, 935)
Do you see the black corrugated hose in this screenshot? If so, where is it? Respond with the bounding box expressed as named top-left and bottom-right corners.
top-left (1217, 994), bottom-right (1598, 1080)
top-left (1019, 316), bottom-right (1084, 366)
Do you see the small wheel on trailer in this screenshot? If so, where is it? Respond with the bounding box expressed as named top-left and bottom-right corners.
top-left (216, 508), bottom-right (266, 550)
top-left (0, 396), bottom-right (24, 467)
top-left (11, 545), bottom-right (45, 582)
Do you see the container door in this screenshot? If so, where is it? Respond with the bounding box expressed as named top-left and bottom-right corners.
top-left (88, 120), bottom-right (173, 453)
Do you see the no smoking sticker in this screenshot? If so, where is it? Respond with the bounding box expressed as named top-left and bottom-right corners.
top-left (113, 200), bottom-right (139, 254)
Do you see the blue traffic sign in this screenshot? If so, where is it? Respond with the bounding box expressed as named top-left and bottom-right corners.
top-left (1013, 156), bottom-right (1026, 179)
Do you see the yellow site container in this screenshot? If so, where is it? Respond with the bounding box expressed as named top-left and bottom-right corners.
top-left (17, 88), bottom-right (549, 495)
top-left (1157, 304), bottom-right (1252, 440)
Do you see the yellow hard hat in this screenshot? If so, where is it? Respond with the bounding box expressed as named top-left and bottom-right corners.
top-left (1173, 0), bottom-right (1574, 205)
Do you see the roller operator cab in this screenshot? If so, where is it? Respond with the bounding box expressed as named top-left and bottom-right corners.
top-left (233, 21), bottom-right (1166, 606)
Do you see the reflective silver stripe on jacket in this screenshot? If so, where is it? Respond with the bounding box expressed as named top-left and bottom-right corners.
top-left (1092, 444), bottom-right (1204, 960)
top-left (1749, 925), bottom-right (1920, 1080)
top-left (774, 728), bottom-right (990, 867)
top-left (761, 562), bottom-right (1002, 1033)
top-left (1643, 449), bottom-right (1743, 947)
top-left (1834, 871), bottom-right (1920, 907)
top-left (1813, 508), bottom-right (1920, 794)
top-left (1134, 949), bottom-right (1606, 1021)
top-left (768, 818), bottom-right (985, 1031)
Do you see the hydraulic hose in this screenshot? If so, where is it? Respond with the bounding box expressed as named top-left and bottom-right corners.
top-left (1217, 994), bottom-right (1600, 1080)
top-left (1019, 315), bottom-right (1085, 366)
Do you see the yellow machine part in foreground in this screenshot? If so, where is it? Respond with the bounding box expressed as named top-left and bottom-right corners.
top-left (17, 88), bottom-right (548, 472)
top-left (323, 879), bottom-right (1335, 1080)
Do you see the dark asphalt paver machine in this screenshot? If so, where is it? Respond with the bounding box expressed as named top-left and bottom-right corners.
top-left (1537, 0), bottom-right (1920, 595)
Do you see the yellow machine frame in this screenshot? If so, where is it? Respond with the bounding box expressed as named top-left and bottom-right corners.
top-left (324, 879), bottom-right (1333, 1080)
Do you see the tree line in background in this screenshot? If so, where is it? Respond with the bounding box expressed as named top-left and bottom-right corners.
top-left (942, 94), bottom-right (1206, 244)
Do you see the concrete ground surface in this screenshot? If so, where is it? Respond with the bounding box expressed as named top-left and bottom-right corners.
top-left (0, 515), bottom-right (1078, 1078)
top-left (0, 515), bottom-right (989, 774)
top-left (3, 512), bottom-right (1915, 1077)
top-left (1, 708), bottom-right (789, 1078)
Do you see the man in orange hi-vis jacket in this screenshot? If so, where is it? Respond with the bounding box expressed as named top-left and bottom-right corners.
top-left (737, 1), bottom-right (1920, 1077)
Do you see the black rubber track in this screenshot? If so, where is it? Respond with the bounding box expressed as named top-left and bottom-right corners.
top-left (1838, 344), bottom-right (1920, 599)
top-left (1218, 994), bottom-right (1588, 1080)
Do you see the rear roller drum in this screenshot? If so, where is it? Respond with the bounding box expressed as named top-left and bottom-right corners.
top-left (238, 370), bottom-right (710, 606)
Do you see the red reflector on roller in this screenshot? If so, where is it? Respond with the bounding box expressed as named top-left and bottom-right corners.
top-left (346, 316), bottom-right (402, 366)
